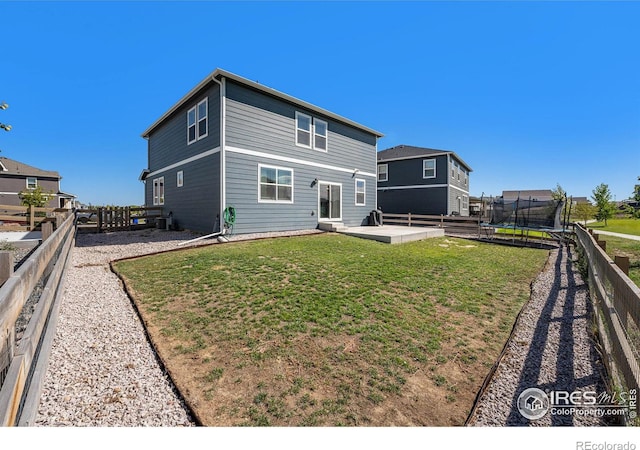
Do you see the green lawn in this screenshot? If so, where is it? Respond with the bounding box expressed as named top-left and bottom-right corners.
top-left (589, 234), bottom-right (640, 286)
top-left (495, 228), bottom-right (553, 239)
top-left (113, 233), bottom-right (549, 426)
top-left (588, 218), bottom-right (640, 236)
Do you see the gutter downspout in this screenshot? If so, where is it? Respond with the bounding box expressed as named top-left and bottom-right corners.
top-left (211, 75), bottom-right (226, 233)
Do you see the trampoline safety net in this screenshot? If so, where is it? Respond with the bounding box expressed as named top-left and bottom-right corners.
top-left (485, 198), bottom-right (566, 231)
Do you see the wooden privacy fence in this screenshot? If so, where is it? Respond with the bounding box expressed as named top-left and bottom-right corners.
top-left (76, 206), bottom-right (163, 233)
top-left (0, 211), bottom-right (75, 426)
top-left (382, 213), bottom-right (482, 236)
top-left (574, 223), bottom-right (640, 403)
top-left (0, 205), bottom-right (56, 232)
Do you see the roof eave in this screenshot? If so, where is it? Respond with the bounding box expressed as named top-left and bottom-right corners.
top-left (378, 151), bottom-right (473, 172)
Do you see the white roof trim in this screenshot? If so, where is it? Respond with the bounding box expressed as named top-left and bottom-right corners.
top-left (141, 68), bottom-right (384, 139)
top-left (377, 151), bottom-right (473, 172)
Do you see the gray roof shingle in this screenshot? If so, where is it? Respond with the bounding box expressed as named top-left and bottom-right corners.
top-left (0, 157), bottom-right (61, 179)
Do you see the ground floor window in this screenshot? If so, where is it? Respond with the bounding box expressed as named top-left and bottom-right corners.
top-left (153, 177), bottom-right (164, 205)
top-left (355, 179), bottom-right (365, 206)
top-left (259, 164), bottom-right (293, 203)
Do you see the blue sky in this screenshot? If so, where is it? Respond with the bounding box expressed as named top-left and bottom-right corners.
top-left (1, 1), bottom-right (639, 206)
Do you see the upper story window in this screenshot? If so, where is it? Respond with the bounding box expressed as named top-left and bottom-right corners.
top-left (313, 119), bottom-right (327, 151)
top-left (259, 164), bottom-right (293, 203)
top-left (377, 164), bottom-right (388, 182)
top-left (296, 112), bottom-right (312, 148)
top-left (187, 98), bottom-right (208, 144)
top-left (26, 177), bottom-right (37, 190)
top-left (296, 112), bottom-right (328, 151)
top-left (423, 159), bottom-right (436, 179)
top-left (451, 162), bottom-right (456, 179)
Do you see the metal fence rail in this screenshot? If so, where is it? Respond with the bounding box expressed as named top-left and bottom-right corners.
top-left (381, 213), bottom-right (482, 236)
top-left (574, 223), bottom-right (640, 399)
top-left (0, 212), bottom-right (75, 426)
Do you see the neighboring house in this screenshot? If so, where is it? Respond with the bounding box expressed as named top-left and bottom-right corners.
top-left (140, 68), bottom-right (384, 234)
top-left (501, 190), bottom-right (554, 202)
top-left (0, 156), bottom-right (75, 208)
top-left (376, 145), bottom-right (472, 216)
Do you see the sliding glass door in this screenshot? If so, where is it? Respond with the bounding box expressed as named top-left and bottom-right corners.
top-left (319, 182), bottom-right (341, 221)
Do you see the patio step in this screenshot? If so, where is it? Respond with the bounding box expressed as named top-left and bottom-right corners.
top-left (318, 222), bottom-right (348, 232)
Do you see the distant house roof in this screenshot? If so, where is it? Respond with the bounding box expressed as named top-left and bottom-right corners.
top-left (142, 68), bottom-right (384, 139)
top-left (377, 145), bottom-right (472, 172)
top-left (0, 157), bottom-right (60, 179)
top-left (502, 190), bottom-right (554, 201)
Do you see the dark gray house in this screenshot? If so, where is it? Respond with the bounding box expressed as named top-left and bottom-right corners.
top-left (0, 156), bottom-right (75, 208)
top-left (141, 68), bottom-right (384, 234)
top-left (377, 145), bottom-right (472, 216)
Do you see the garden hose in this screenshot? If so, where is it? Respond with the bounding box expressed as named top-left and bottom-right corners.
top-left (223, 206), bottom-right (236, 234)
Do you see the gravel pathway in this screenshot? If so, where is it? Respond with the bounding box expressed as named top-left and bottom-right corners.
top-left (35, 228), bottom-right (321, 426)
top-left (467, 245), bottom-right (608, 426)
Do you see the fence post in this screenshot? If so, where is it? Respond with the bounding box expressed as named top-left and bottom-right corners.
top-left (29, 206), bottom-right (34, 231)
top-left (614, 255), bottom-right (630, 276)
top-left (41, 222), bottom-right (54, 242)
top-left (408, 212), bottom-right (412, 227)
top-left (440, 214), bottom-right (444, 228)
top-left (0, 251), bottom-right (13, 286)
top-left (598, 240), bottom-right (607, 252)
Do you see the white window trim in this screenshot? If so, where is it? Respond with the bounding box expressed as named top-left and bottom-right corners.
top-left (187, 98), bottom-right (208, 145)
top-left (355, 178), bottom-right (366, 206)
top-left (187, 106), bottom-right (197, 145)
top-left (258, 164), bottom-right (294, 204)
top-left (197, 98), bottom-right (208, 140)
top-left (422, 159), bottom-right (436, 179)
top-left (153, 176), bottom-right (165, 206)
top-left (177, 170), bottom-right (184, 188)
top-left (295, 111), bottom-right (312, 149)
top-left (26, 177), bottom-right (38, 190)
top-left (313, 118), bottom-right (328, 152)
top-left (378, 164), bottom-right (388, 182)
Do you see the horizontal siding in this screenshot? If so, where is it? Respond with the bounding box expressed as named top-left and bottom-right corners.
top-left (449, 185), bottom-right (470, 216)
top-left (225, 82), bottom-right (377, 176)
top-left (377, 155), bottom-right (448, 188)
top-left (145, 152), bottom-right (220, 233)
top-left (226, 151), bottom-right (374, 234)
top-left (448, 156), bottom-right (470, 192)
top-left (0, 176), bottom-right (59, 208)
top-left (147, 83), bottom-right (220, 172)
top-left (377, 186), bottom-right (448, 215)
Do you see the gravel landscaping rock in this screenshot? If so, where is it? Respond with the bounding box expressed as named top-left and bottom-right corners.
top-left (467, 245), bottom-right (608, 426)
top-left (35, 228), bottom-right (321, 426)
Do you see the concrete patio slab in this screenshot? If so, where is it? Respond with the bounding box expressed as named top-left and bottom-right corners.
top-left (0, 231), bottom-right (42, 247)
top-left (337, 225), bottom-right (444, 244)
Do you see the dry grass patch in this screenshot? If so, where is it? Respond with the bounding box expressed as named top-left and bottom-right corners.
top-left (113, 233), bottom-right (549, 426)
